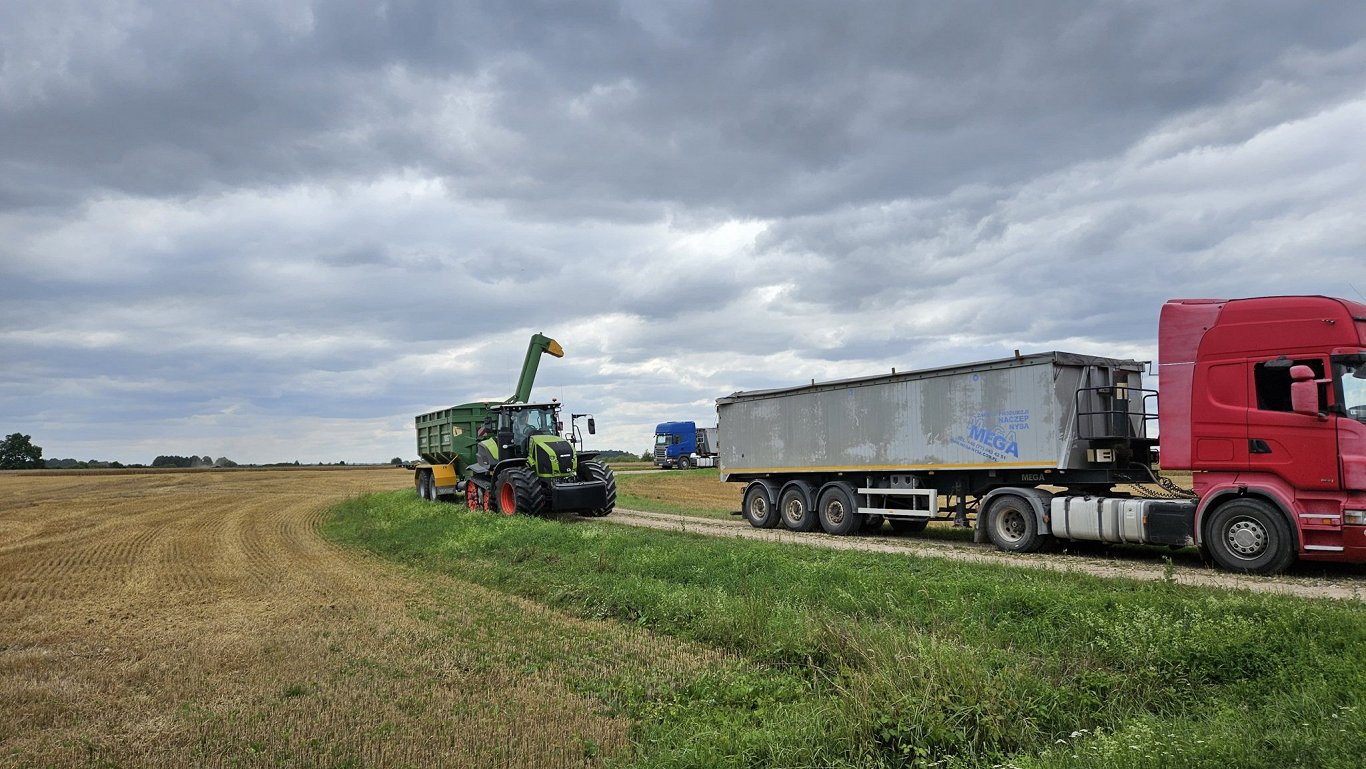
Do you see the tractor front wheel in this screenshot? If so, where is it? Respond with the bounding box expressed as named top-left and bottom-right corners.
top-left (577, 460), bottom-right (617, 517)
top-left (496, 466), bottom-right (548, 516)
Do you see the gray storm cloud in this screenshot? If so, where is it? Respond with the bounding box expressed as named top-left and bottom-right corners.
top-left (2, 0), bottom-right (1365, 463)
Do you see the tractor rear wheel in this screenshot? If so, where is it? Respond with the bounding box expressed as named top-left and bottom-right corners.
top-left (468, 480), bottom-right (495, 512)
top-left (577, 460), bottom-right (616, 516)
top-left (496, 466), bottom-right (548, 516)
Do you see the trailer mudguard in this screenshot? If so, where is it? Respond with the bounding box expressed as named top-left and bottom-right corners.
top-left (430, 463), bottom-right (460, 495)
top-left (975, 487), bottom-right (1055, 543)
top-left (780, 479), bottom-right (819, 512)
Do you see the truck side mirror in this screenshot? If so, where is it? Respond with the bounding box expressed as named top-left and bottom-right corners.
top-left (587, 418), bottom-right (596, 435)
top-left (1288, 365), bottom-right (1321, 417)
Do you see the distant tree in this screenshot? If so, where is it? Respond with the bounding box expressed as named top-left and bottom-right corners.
top-left (390, 457), bottom-right (404, 466)
top-left (214, 457), bottom-right (238, 468)
top-left (1, 433), bottom-right (44, 469)
top-left (152, 455), bottom-right (194, 468)
top-left (640, 451), bottom-right (652, 462)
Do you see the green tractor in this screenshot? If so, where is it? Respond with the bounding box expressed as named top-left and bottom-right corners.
top-left (463, 401), bottom-right (615, 516)
top-left (412, 333), bottom-right (616, 517)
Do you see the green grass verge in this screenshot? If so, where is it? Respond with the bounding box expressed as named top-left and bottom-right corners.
top-left (324, 491), bottom-right (1366, 769)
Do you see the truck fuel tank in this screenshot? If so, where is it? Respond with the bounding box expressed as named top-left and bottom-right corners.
top-left (1050, 496), bottom-right (1196, 547)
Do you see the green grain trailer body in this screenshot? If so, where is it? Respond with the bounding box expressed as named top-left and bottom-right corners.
top-left (415, 402), bottom-right (496, 473)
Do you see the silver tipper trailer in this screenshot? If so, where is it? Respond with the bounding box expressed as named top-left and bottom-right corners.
top-left (717, 351), bottom-right (1195, 554)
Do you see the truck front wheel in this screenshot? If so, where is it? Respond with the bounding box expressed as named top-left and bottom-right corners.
top-left (676, 455), bottom-right (691, 470)
top-left (1204, 498), bottom-right (1294, 575)
top-left (496, 466), bottom-right (547, 516)
top-left (985, 495), bottom-right (1049, 553)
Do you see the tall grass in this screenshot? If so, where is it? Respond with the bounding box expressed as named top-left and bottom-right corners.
top-left (325, 491), bottom-right (1366, 768)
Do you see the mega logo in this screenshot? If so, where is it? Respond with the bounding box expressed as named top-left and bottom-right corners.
top-left (968, 423), bottom-right (1020, 458)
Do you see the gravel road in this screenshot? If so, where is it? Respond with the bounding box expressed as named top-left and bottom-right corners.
top-left (603, 507), bottom-right (1366, 601)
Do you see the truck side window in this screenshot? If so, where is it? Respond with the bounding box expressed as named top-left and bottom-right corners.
top-left (1254, 358), bottom-right (1325, 411)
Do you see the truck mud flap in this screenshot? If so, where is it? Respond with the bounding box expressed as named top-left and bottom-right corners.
top-left (550, 480), bottom-right (608, 512)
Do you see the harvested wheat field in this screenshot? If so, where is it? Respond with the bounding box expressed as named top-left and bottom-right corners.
top-left (0, 468), bottom-right (711, 768)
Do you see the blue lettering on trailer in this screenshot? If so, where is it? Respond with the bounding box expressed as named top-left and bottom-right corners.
top-left (951, 410), bottom-right (1030, 461)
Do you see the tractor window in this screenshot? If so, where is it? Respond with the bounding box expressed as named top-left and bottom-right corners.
top-left (509, 407), bottom-right (558, 445)
top-left (1254, 358), bottom-right (1325, 412)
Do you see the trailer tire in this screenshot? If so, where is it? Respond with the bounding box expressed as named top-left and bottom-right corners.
top-left (889, 518), bottom-right (929, 535)
top-left (985, 495), bottom-right (1049, 553)
top-left (1204, 498), bottom-right (1294, 575)
top-left (577, 460), bottom-right (616, 517)
top-left (817, 483), bottom-right (863, 535)
top-left (416, 471), bottom-right (435, 501)
top-left (676, 456), bottom-right (691, 470)
top-left (496, 466), bottom-right (547, 516)
top-left (780, 485), bottom-right (821, 532)
top-left (742, 482), bottom-right (780, 528)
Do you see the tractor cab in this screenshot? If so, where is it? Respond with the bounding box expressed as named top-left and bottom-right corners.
top-left (490, 402), bottom-right (563, 457)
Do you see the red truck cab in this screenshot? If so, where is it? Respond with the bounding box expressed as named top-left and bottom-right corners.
top-left (1159, 296), bottom-right (1366, 571)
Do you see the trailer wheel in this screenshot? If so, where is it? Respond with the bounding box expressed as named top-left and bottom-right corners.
top-left (742, 483), bottom-right (780, 528)
top-left (1204, 498), bottom-right (1294, 575)
top-left (985, 495), bottom-right (1049, 553)
top-left (676, 455), bottom-right (691, 470)
top-left (817, 483), bottom-right (863, 535)
top-left (780, 485), bottom-right (821, 532)
top-left (889, 518), bottom-right (929, 535)
top-left (576, 460), bottom-right (616, 517)
top-left (496, 466), bottom-right (547, 516)
top-left (416, 471), bottom-right (434, 501)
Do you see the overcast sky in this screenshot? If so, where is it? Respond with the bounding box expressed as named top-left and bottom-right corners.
top-left (3, 0), bottom-right (1366, 464)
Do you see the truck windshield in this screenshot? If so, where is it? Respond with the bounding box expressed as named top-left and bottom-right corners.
top-left (1336, 355), bottom-right (1366, 423)
top-left (655, 434), bottom-right (670, 446)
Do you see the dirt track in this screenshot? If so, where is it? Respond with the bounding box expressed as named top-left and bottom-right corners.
top-left (0, 469), bottom-right (639, 768)
top-left (605, 507), bottom-right (1366, 601)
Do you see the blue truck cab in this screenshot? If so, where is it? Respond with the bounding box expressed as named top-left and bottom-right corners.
top-left (653, 421), bottom-right (718, 469)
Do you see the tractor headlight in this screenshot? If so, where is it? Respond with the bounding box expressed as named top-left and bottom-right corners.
top-left (1345, 510), bottom-right (1366, 526)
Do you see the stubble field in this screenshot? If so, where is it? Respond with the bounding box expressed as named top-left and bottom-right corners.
top-left (0, 468), bottom-right (713, 768)
top-left (4, 466), bottom-right (1365, 768)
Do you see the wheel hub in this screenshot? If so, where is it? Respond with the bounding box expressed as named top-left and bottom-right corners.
top-left (997, 511), bottom-right (1025, 542)
top-left (1226, 519), bottom-right (1267, 558)
top-left (826, 501), bottom-right (844, 525)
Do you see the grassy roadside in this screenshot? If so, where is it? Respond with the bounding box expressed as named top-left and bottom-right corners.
top-left (324, 491), bottom-right (1366, 769)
